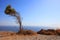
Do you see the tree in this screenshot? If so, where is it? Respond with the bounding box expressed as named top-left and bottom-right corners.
top-left (4, 5), bottom-right (22, 33)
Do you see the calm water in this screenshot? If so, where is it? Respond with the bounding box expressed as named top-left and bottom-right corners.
top-left (0, 26), bottom-right (55, 32)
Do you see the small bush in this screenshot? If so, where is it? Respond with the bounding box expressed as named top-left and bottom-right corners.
top-left (37, 29), bottom-right (57, 35)
top-left (17, 30), bottom-right (37, 35)
top-left (56, 29), bottom-right (60, 35)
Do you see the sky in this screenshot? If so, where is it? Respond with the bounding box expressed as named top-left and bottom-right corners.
top-left (0, 0), bottom-right (60, 28)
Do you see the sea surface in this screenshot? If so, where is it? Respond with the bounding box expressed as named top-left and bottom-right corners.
top-left (0, 26), bottom-right (56, 32)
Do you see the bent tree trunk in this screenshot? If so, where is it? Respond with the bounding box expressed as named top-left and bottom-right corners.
top-left (17, 16), bottom-right (22, 33)
top-left (14, 12), bottom-right (22, 33)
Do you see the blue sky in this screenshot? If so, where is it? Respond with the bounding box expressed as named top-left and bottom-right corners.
top-left (0, 0), bottom-right (60, 28)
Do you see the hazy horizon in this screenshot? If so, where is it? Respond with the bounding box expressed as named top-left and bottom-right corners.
top-left (0, 0), bottom-right (60, 29)
top-left (0, 26), bottom-right (58, 32)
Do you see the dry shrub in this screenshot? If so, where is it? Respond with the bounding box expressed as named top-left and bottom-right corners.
top-left (17, 30), bottom-right (37, 35)
top-left (37, 29), bottom-right (57, 35)
top-left (37, 29), bottom-right (46, 34)
top-left (56, 29), bottom-right (60, 35)
top-left (25, 30), bottom-right (37, 35)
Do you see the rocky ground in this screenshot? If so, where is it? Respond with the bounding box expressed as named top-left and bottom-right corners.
top-left (0, 33), bottom-right (60, 40)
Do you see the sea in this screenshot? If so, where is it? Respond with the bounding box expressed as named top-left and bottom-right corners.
top-left (0, 26), bottom-right (56, 32)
